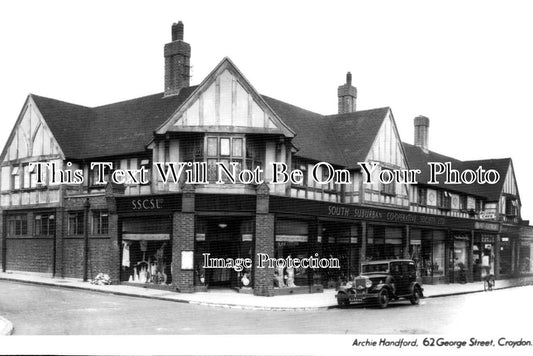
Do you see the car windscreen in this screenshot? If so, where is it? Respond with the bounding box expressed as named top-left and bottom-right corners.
top-left (362, 263), bottom-right (389, 274)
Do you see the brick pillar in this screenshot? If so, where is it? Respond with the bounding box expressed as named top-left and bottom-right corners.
top-left (468, 230), bottom-right (475, 282)
top-left (495, 234), bottom-right (501, 279)
top-left (254, 183), bottom-right (275, 296)
top-left (54, 207), bottom-right (64, 278)
top-left (308, 218), bottom-right (319, 288)
top-left (108, 213), bottom-right (120, 283)
top-left (359, 221), bottom-right (367, 266)
top-left (172, 185), bottom-right (195, 292)
top-left (105, 182), bottom-right (123, 284)
top-left (404, 225), bottom-right (411, 259)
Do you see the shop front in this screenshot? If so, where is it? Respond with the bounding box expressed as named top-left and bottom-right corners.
top-left (120, 215), bottom-right (173, 288)
top-left (449, 232), bottom-right (472, 283)
top-left (194, 217), bottom-right (255, 291)
top-left (115, 194), bottom-right (181, 290)
top-left (411, 229), bottom-right (447, 284)
top-left (320, 222), bottom-right (360, 288)
top-left (366, 225), bottom-right (405, 261)
top-left (473, 233), bottom-right (496, 281)
top-left (519, 239), bottom-right (532, 274)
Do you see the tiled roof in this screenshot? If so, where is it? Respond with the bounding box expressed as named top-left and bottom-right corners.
top-left (33, 88), bottom-right (389, 167)
top-left (262, 96), bottom-right (346, 166)
top-left (403, 143), bottom-right (510, 201)
top-left (326, 108), bottom-right (390, 169)
top-left (32, 87), bottom-right (198, 159)
top-left (30, 89), bottom-right (510, 203)
top-left (262, 96), bottom-right (389, 168)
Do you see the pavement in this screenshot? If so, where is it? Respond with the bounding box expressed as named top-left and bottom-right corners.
top-left (1, 271), bottom-right (533, 319)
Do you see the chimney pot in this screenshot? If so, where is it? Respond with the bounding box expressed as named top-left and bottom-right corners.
top-left (414, 115), bottom-right (430, 152)
top-left (171, 21), bottom-right (184, 41)
top-left (165, 21), bottom-right (190, 96)
top-left (337, 71), bottom-right (357, 114)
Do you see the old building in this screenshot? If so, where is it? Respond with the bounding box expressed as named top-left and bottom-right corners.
top-left (1, 22), bottom-right (532, 296)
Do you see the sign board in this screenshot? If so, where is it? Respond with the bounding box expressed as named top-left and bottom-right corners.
top-left (479, 210), bottom-right (497, 220)
top-left (181, 251), bottom-right (194, 270)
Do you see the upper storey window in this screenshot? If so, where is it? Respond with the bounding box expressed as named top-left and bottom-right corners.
top-left (437, 190), bottom-right (452, 210)
top-left (180, 135), bottom-right (264, 183)
top-left (206, 136), bottom-right (244, 182)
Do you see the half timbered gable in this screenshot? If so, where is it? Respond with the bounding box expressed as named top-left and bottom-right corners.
top-left (362, 110), bottom-right (410, 207)
top-left (156, 57), bottom-right (295, 138)
top-left (0, 96), bottom-right (64, 207)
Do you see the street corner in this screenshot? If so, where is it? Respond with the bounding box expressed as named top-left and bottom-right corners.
top-left (0, 316), bottom-right (14, 336)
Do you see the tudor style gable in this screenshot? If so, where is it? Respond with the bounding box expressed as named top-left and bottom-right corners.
top-left (0, 96), bottom-right (64, 207)
top-left (499, 160), bottom-right (521, 222)
top-left (361, 110), bottom-right (410, 208)
top-left (156, 57), bottom-right (295, 137)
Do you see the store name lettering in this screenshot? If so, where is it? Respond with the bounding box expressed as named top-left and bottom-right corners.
top-left (131, 198), bottom-right (164, 210)
top-left (327, 206), bottom-right (446, 225)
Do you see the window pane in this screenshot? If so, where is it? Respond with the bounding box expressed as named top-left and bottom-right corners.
top-left (207, 137), bottom-right (218, 157)
top-left (220, 138), bottom-right (230, 156)
top-left (207, 159), bottom-right (217, 182)
top-left (232, 138), bottom-right (243, 157)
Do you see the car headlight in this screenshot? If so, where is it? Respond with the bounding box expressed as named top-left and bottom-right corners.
top-left (365, 279), bottom-right (373, 288)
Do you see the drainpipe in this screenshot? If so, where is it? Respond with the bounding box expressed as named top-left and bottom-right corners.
top-left (83, 198), bottom-right (90, 282)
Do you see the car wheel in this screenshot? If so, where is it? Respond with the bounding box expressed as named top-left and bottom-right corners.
top-left (378, 289), bottom-right (389, 309)
top-left (337, 293), bottom-right (349, 307)
top-left (410, 287), bottom-right (421, 305)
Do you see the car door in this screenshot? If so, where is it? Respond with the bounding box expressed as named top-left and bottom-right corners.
top-left (390, 262), bottom-right (404, 296)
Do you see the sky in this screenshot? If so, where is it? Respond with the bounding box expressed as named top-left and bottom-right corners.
top-left (1, 0), bottom-right (532, 219)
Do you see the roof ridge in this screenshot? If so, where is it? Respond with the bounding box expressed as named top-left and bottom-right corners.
top-left (260, 94), bottom-right (325, 118)
top-left (30, 93), bottom-right (91, 110)
top-left (325, 106), bottom-right (391, 119)
top-left (93, 87), bottom-right (199, 110)
top-left (402, 142), bottom-right (463, 163)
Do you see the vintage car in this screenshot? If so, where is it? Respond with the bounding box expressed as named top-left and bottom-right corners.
top-left (336, 259), bottom-right (423, 308)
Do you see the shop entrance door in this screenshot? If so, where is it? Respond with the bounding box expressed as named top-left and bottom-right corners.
top-left (204, 219), bottom-right (242, 288)
top-left (206, 240), bottom-right (239, 287)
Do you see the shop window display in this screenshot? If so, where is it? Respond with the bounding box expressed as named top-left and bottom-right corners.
top-left (452, 237), bottom-right (470, 283)
top-left (473, 234), bottom-right (496, 281)
top-left (519, 242), bottom-right (532, 273)
top-left (366, 225), bottom-right (404, 261)
top-left (275, 219), bottom-right (310, 288)
top-left (418, 230), bottom-right (446, 282)
top-left (121, 217), bottom-right (172, 286)
top-left (321, 224), bottom-right (359, 288)
top-left (500, 237), bottom-right (513, 275)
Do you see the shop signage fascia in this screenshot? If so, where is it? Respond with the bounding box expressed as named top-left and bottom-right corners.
top-left (269, 196), bottom-right (484, 230)
top-left (116, 194), bottom-right (182, 215)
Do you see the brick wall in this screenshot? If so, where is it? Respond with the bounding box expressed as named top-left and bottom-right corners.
top-left (5, 238), bottom-right (54, 274)
top-left (88, 238), bottom-right (115, 279)
top-left (62, 238), bottom-right (83, 278)
top-left (172, 212), bottom-right (195, 292)
top-left (60, 195), bottom-right (119, 281)
top-left (253, 213), bottom-right (275, 296)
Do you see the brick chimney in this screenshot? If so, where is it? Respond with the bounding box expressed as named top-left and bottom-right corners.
top-left (337, 72), bottom-right (357, 114)
top-left (164, 22), bottom-right (191, 97)
top-left (414, 115), bottom-right (430, 152)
